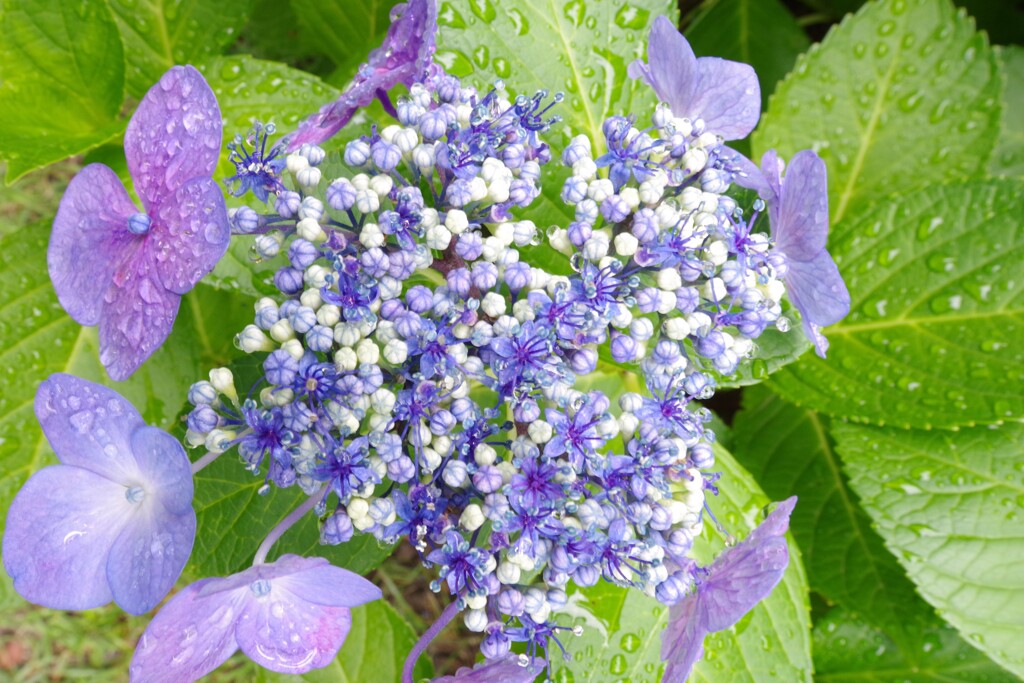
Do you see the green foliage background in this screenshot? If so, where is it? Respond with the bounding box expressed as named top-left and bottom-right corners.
top-left (0, 0), bottom-right (1021, 681)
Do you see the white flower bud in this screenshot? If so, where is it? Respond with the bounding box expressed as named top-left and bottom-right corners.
top-left (412, 143), bottom-right (435, 169)
top-left (209, 368), bottom-right (236, 401)
top-left (296, 217), bottom-right (325, 242)
top-left (528, 420), bottom-right (552, 444)
top-left (286, 154), bottom-right (309, 175)
top-left (237, 324), bottom-right (274, 353)
top-left (464, 609), bottom-right (488, 633)
top-left (663, 317), bottom-right (692, 341)
top-left (383, 339), bottom-right (408, 364)
top-left (355, 189), bottom-right (380, 214)
top-left (445, 209), bottom-right (469, 234)
top-left (657, 268), bottom-right (683, 292)
top-left (296, 166), bottom-right (321, 189)
top-left (460, 504), bottom-right (486, 532)
top-left (481, 292), bottom-right (507, 317)
top-left (582, 232), bottom-right (610, 261)
top-left (614, 232), bottom-right (639, 257)
top-left (355, 339), bottom-right (380, 365)
top-left (496, 561), bottom-right (521, 584)
top-left (317, 304), bottom-right (340, 327)
top-left (425, 224), bottom-right (452, 250)
top-left (281, 339), bottom-right (304, 360)
top-left (369, 174), bottom-right (393, 197)
top-left (334, 347), bottom-right (358, 372)
top-left (360, 222), bottom-right (385, 248)
top-left (706, 240), bottom-right (729, 266)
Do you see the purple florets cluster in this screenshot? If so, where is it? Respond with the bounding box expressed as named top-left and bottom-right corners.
top-left (183, 58), bottom-right (800, 666)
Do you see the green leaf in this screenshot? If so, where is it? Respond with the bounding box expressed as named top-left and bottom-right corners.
top-left (0, 0), bottom-right (125, 182)
top-left (190, 433), bottom-right (393, 578)
top-left (711, 324), bottom-right (812, 389)
top-left (684, 0), bottom-right (811, 106)
top-left (766, 178), bottom-right (1024, 429)
top-left (814, 607), bottom-right (1018, 683)
top-left (755, 0), bottom-right (1001, 229)
top-left (107, 0), bottom-right (253, 98)
top-left (989, 46), bottom-right (1024, 178)
top-left (256, 600), bottom-right (432, 683)
top-left (292, 0), bottom-right (401, 83)
top-left (0, 223), bottom-right (250, 529)
top-left (551, 444), bottom-right (812, 683)
top-left (836, 420), bottom-right (1024, 678)
top-left (732, 385), bottom-right (934, 652)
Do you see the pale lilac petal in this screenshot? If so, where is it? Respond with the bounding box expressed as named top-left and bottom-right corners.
top-left (49, 164), bottom-right (141, 326)
top-left (698, 497), bottom-right (794, 631)
top-left (776, 150), bottom-right (829, 260)
top-left (130, 578), bottom-right (244, 683)
top-left (271, 556), bottom-right (384, 608)
top-left (99, 251), bottom-right (181, 382)
top-left (130, 426), bottom-right (194, 514)
top-left (107, 498), bottom-right (196, 615)
top-left (661, 498), bottom-right (795, 680)
top-left (433, 654), bottom-right (545, 682)
top-left (660, 596), bottom-right (706, 683)
top-left (34, 373), bottom-right (143, 479)
top-left (759, 150), bottom-right (784, 208)
top-left (286, 0), bottom-right (437, 150)
top-left (2, 466), bottom-right (130, 610)
top-left (639, 16), bottom-right (698, 114)
top-left (691, 58), bottom-right (760, 140)
top-left (725, 146), bottom-right (770, 198)
top-left (235, 591), bottom-right (352, 673)
top-left (125, 65), bottom-right (222, 213)
top-left (785, 251), bottom-right (850, 330)
top-left (149, 176), bottom-right (230, 294)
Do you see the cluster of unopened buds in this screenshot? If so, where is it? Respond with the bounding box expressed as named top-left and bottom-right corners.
top-left (3, 2), bottom-right (848, 682)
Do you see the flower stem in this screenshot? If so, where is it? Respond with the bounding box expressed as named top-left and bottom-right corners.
top-left (252, 485), bottom-right (328, 565)
top-left (401, 599), bottom-right (461, 683)
top-left (190, 450), bottom-right (222, 475)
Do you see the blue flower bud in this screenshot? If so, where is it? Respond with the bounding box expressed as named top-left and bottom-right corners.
top-left (472, 466), bottom-right (503, 494)
top-left (360, 247), bottom-right (391, 278)
top-left (601, 195), bottom-right (630, 223)
top-left (569, 348), bottom-right (597, 374)
top-left (655, 571), bottom-right (690, 605)
top-left (326, 178), bottom-right (357, 211)
top-left (288, 239), bottom-right (319, 269)
top-left (233, 206), bottom-right (260, 234)
top-left (405, 285), bottom-right (434, 313)
top-left (397, 100), bottom-right (424, 126)
top-left (694, 330), bottom-right (726, 359)
top-left (610, 333), bottom-right (638, 363)
top-left (264, 349), bottom-right (298, 386)
top-left (455, 232), bottom-right (483, 261)
top-left (574, 564), bottom-right (600, 587)
top-left (344, 139), bottom-right (371, 167)
top-left (275, 190), bottom-right (301, 219)
top-left (254, 305), bottom-right (280, 330)
top-left (429, 409), bottom-right (456, 435)
top-left (306, 325), bottom-right (334, 352)
top-left (447, 268), bottom-right (472, 298)
top-left (127, 212), bottom-right (152, 235)
top-left (187, 404), bottom-right (219, 433)
top-left (255, 234), bottom-right (281, 259)
top-left (419, 110), bottom-right (448, 141)
top-left (471, 262), bottom-right (498, 291)
top-left (447, 179), bottom-right (473, 207)
top-left (631, 209), bottom-right (659, 244)
top-left (371, 140), bottom-right (402, 171)
top-left (274, 266), bottom-right (304, 295)
top-left (675, 286), bottom-right (700, 313)
top-left (504, 262), bottom-right (531, 292)
top-left (387, 456), bottom-right (416, 483)
top-left (298, 143), bottom-right (326, 166)
top-left (188, 380), bottom-right (217, 405)
top-left (567, 221), bottom-right (592, 247)
top-left (321, 509), bottom-right (355, 545)
top-left (497, 588), bottom-right (525, 617)
top-left (289, 306), bottom-right (317, 334)
top-left (513, 398), bottom-right (540, 423)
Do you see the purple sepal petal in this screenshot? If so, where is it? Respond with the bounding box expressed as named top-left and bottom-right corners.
top-left (2, 466), bottom-right (126, 610)
top-left (631, 16), bottom-right (760, 140)
top-left (130, 555), bottom-right (382, 682)
top-left (725, 146), bottom-right (770, 198)
top-left (287, 0), bottom-right (437, 150)
top-left (432, 654), bottom-right (545, 683)
top-left (99, 251), bottom-right (182, 382)
top-left (49, 164), bottom-right (140, 326)
top-left (660, 498), bottom-right (795, 681)
top-left (129, 578), bottom-right (243, 683)
top-left (690, 57), bottom-right (761, 141)
top-left (775, 150), bottom-right (829, 261)
top-left (125, 65), bottom-right (222, 213)
top-left (34, 373), bottom-right (143, 479)
top-left (107, 497), bottom-right (197, 615)
top-left (785, 252), bottom-right (850, 352)
top-left (660, 595), bottom-right (705, 683)
top-left (130, 425), bottom-right (195, 515)
top-left (151, 177), bottom-right (230, 294)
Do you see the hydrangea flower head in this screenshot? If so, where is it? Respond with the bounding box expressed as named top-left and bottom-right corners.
top-left (49, 65), bottom-right (229, 381)
top-left (287, 0), bottom-right (438, 149)
top-left (2, 374), bottom-right (196, 615)
top-left (661, 497), bottom-right (795, 681)
top-left (129, 554), bottom-right (382, 682)
top-left (758, 150), bottom-right (850, 356)
top-left (628, 16), bottom-right (760, 140)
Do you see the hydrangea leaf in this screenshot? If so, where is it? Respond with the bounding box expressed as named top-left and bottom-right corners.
top-left (106, 0), bottom-right (253, 99)
top-left (0, 223), bottom-right (250, 530)
top-left (255, 599), bottom-right (433, 683)
top-left (765, 178), bottom-right (1024, 428)
top-left (711, 324), bottom-right (812, 389)
top-left (551, 443), bottom-right (811, 683)
top-left (988, 46), bottom-right (1024, 178)
top-left (814, 607), bottom-right (1018, 683)
top-left (0, 0), bottom-right (125, 182)
top-left (683, 0), bottom-right (810, 107)
top-left (291, 0), bottom-right (404, 86)
top-left (437, 0), bottom-right (675, 230)
top-left (732, 385), bottom-right (935, 653)
top-left (754, 0), bottom-right (1001, 230)
top-left (194, 55), bottom-right (341, 298)
top-left (835, 421), bottom-right (1024, 678)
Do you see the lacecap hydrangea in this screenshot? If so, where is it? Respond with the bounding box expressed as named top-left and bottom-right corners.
top-left (4, 2), bottom-right (849, 682)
